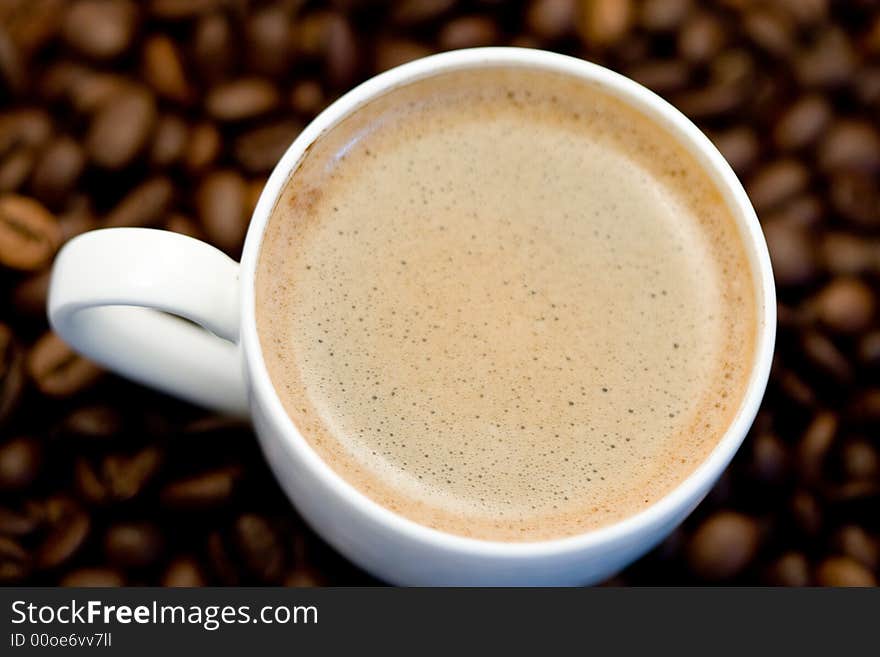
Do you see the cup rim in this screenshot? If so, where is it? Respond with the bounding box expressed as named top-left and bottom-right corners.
top-left (239, 47), bottom-right (777, 558)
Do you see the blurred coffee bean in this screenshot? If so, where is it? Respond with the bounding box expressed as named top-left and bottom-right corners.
top-left (638, 0), bottom-right (690, 32)
top-left (36, 497), bottom-right (90, 569)
top-left (160, 468), bottom-right (238, 510)
top-left (62, 0), bottom-right (138, 61)
top-left (821, 232), bottom-right (880, 276)
top-left (750, 433), bottom-right (789, 484)
top-left (234, 514), bottom-right (285, 583)
top-left (812, 277), bottom-right (875, 334)
top-left (0, 193), bottom-right (61, 270)
top-left (801, 331), bottom-right (852, 382)
top-left (818, 120), bottom-right (880, 173)
top-left (0, 323), bottom-right (25, 427)
top-left (829, 171), bottom-right (880, 228)
top-left (30, 136), bottom-right (86, 208)
top-left (289, 80), bottom-right (326, 116)
top-left (0, 25), bottom-right (25, 96)
top-left (791, 490), bottom-right (822, 536)
top-left (246, 5), bottom-right (293, 77)
top-left (324, 13), bottom-right (360, 88)
top-left (104, 176), bottom-right (173, 228)
top-left (62, 404), bottom-right (123, 440)
top-left (285, 567), bottom-right (326, 587)
top-left (832, 525), bottom-right (878, 571)
top-left (165, 213), bottom-right (204, 240)
top-left (795, 28), bottom-right (855, 88)
top-left (764, 551), bottom-right (810, 586)
top-left (0, 437), bottom-right (41, 491)
top-left (815, 556), bottom-right (877, 586)
top-left (86, 86), bottom-right (156, 169)
top-left (142, 34), bottom-right (191, 105)
top-left (1, 0), bottom-right (65, 55)
top-left (762, 219), bottom-right (816, 287)
top-left (58, 195), bottom-right (98, 242)
top-left (841, 440), bottom-right (879, 481)
top-left (776, 368), bottom-right (817, 407)
top-left (859, 331), bottom-right (880, 368)
top-left (526, 0), bottom-right (576, 41)
top-left (149, 0), bottom-right (222, 20)
top-left (69, 71), bottom-right (132, 115)
top-left (627, 60), bottom-right (691, 95)
top-left (0, 109), bottom-right (51, 156)
top-left (162, 555), bottom-right (206, 586)
top-left (439, 15), bottom-right (499, 50)
top-left (709, 127), bottom-right (758, 174)
top-left (743, 8), bottom-right (794, 56)
top-left (797, 411), bottom-right (837, 482)
top-left (205, 78), bottom-right (280, 122)
top-left (375, 39), bottom-right (432, 73)
top-left (27, 331), bottom-right (103, 398)
top-left (234, 119), bottom-right (302, 174)
top-left (0, 535), bottom-right (30, 583)
top-left (746, 160), bottom-right (809, 213)
top-left (773, 95), bottom-right (831, 151)
top-left (687, 511), bottom-right (760, 581)
top-left (105, 522), bottom-right (164, 568)
top-left (184, 121), bottom-right (221, 174)
top-left (0, 505), bottom-right (39, 537)
top-left (60, 567), bottom-right (124, 586)
top-left (576, 0), bottom-right (632, 49)
top-left (207, 530), bottom-right (239, 585)
top-left (150, 114), bottom-right (189, 167)
top-left (197, 170), bottom-right (248, 254)
top-left (391, 0), bottom-right (456, 26)
top-left (75, 458), bottom-right (109, 504)
top-left (678, 12), bottom-right (725, 62)
top-left (192, 12), bottom-right (233, 82)
top-left (102, 447), bottom-right (161, 501)
top-left (0, 146), bottom-right (36, 193)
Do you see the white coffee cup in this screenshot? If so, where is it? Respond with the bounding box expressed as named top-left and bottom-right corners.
top-left (48, 48), bottom-right (776, 586)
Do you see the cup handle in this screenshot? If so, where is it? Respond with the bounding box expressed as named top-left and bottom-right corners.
top-left (48, 227), bottom-right (248, 417)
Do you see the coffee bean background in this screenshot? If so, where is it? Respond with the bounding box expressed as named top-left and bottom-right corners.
top-left (0, 0), bottom-right (878, 587)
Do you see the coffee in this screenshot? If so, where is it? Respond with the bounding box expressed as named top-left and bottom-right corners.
top-left (256, 67), bottom-right (757, 542)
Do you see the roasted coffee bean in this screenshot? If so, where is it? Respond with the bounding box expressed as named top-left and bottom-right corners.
top-left (0, 194), bottom-right (61, 270)
top-left (0, 109), bottom-right (51, 156)
top-left (743, 8), bottom-right (794, 56)
top-left (149, 0), bottom-right (222, 20)
top-left (104, 522), bottom-right (164, 568)
top-left (205, 78), bottom-right (280, 122)
top-left (776, 368), bottom-right (816, 407)
top-left (576, 0), bottom-right (633, 49)
top-left (829, 171), bottom-right (880, 228)
top-left (86, 86), bottom-right (156, 169)
top-left (234, 514), bottom-right (285, 583)
top-left (192, 12), bottom-right (233, 82)
top-left (69, 71), bottom-right (132, 115)
top-left (841, 440), bottom-right (879, 481)
top-left (0, 146), bottom-right (36, 193)
top-left (62, 0), bottom-right (138, 60)
top-left (184, 121), bottom-right (221, 174)
top-left (821, 232), bottom-right (880, 276)
top-left (746, 160), bottom-right (809, 213)
top-left (859, 331), bottom-right (880, 368)
top-left (142, 34), bottom-right (191, 105)
top-left (246, 5), bottom-right (293, 77)
top-left (0, 437), bottom-right (41, 491)
top-left (797, 411), bottom-right (837, 482)
top-left (673, 84), bottom-right (742, 120)
top-left (801, 331), bottom-right (852, 382)
top-left (391, 0), bottom-right (456, 26)
top-left (150, 114), bottom-right (189, 167)
top-left (773, 95), bottom-right (831, 151)
top-left (62, 405), bottom-right (123, 440)
top-left (639, 0), bottom-right (689, 32)
top-left (526, 0), bottom-right (576, 40)
top-left (762, 219), bottom-right (816, 287)
top-left (0, 323), bottom-right (25, 427)
top-left (196, 170), bottom-right (248, 254)
top-left (30, 136), bottom-right (86, 208)
top-left (832, 525), bottom-right (879, 571)
top-left (0, 535), bottom-right (30, 583)
top-left (818, 120), bottom-right (880, 173)
top-left (234, 119), bottom-right (302, 174)
top-left (0, 24), bottom-right (24, 96)
top-left (104, 176), bottom-right (173, 228)
top-left (814, 556), bottom-right (877, 587)
top-left (102, 447), bottom-right (162, 501)
top-left (678, 12), bottom-right (725, 62)
top-left (687, 511), bottom-right (760, 581)
top-left (795, 28), bottom-right (855, 88)
top-left (289, 80), bottom-right (326, 116)
top-left (58, 195), bottom-right (98, 242)
top-left (285, 567), bottom-right (326, 587)
top-left (626, 60), bottom-right (691, 95)
top-left (764, 551), bottom-right (810, 586)
top-left (0, 505), bottom-right (39, 537)
top-left (162, 555), bottom-right (206, 587)
top-left (812, 277), bottom-right (875, 334)
top-left (160, 468), bottom-right (238, 509)
top-left (165, 213), bottom-right (204, 240)
top-left (207, 531), bottom-right (239, 585)
top-left (36, 497), bottom-right (90, 569)
top-left (439, 16), bottom-right (499, 50)
top-left (75, 458), bottom-right (109, 505)
top-left (791, 490), bottom-right (822, 536)
top-left (750, 433), bottom-right (788, 484)
top-left (324, 13), bottom-right (359, 88)
top-left (375, 39), bottom-right (432, 73)
top-left (27, 331), bottom-right (103, 398)
top-left (60, 567), bottom-right (124, 587)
